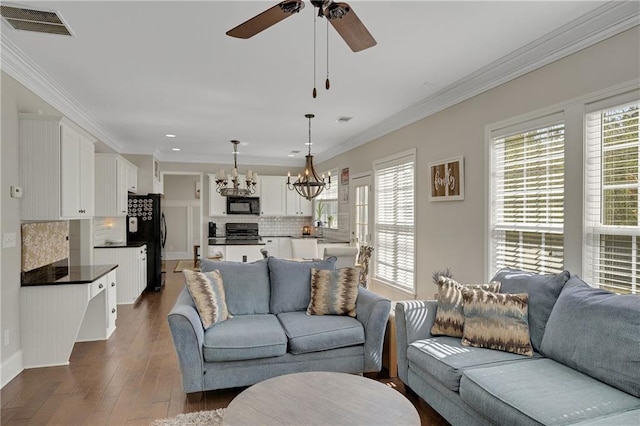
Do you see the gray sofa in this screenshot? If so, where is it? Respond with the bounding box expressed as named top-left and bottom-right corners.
top-left (168, 256), bottom-right (390, 398)
top-left (396, 270), bottom-right (640, 425)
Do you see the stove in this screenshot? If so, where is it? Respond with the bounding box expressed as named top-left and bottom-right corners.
top-left (225, 223), bottom-right (261, 244)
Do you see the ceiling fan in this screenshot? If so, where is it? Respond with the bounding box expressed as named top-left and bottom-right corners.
top-left (226, 0), bottom-right (376, 53)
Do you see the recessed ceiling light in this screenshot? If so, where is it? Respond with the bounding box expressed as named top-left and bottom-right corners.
top-left (305, 142), bottom-right (313, 146)
top-left (165, 134), bottom-right (176, 138)
top-left (288, 154), bottom-right (295, 157)
top-left (241, 142), bottom-right (249, 146)
top-left (172, 148), bottom-right (180, 151)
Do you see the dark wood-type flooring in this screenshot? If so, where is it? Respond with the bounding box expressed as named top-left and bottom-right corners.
top-left (1, 260), bottom-right (449, 425)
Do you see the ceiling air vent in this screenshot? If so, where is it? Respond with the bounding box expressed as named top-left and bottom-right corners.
top-left (0, 5), bottom-right (72, 36)
top-left (335, 116), bottom-right (353, 123)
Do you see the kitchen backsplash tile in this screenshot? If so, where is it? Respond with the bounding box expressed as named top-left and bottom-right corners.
top-left (21, 221), bottom-right (69, 272)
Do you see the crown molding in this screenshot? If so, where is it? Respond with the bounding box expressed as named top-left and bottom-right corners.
top-left (316, 1), bottom-right (640, 163)
top-left (0, 34), bottom-right (123, 152)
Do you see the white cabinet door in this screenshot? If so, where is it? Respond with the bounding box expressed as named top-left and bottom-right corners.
top-left (225, 245), bottom-right (263, 262)
top-left (262, 238), bottom-right (279, 258)
top-left (139, 246), bottom-right (147, 296)
top-left (19, 115), bottom-right (96, 220)
top-left (116, 157), bottom-right (129, 215)
top-left (260, 176), bottom-right (286, 216)
top-left (286, 190), bottom-right (312, 216)
top-left (127, 162), bottom-right (138, 193)
top-left (106, 270), bottom-right (117, 337)
top-left (60, 123), bottom-right (95, 218)
top-left (94, 246), bottom-right (146, 305)
top-left (95, 154), bottom-right (132, 216)
top-left (208, 174), bottom-right (227, 216)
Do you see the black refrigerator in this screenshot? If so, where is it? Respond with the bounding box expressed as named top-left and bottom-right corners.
top-left (127, 193), bottom-right (166, 292)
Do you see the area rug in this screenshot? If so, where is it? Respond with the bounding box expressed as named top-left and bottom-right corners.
top-left (150, 408), bottom-right (224, 425)
top-left (174, 259), bottom-right (199, 273)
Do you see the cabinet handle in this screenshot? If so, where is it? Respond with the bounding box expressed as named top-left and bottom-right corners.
top-left (98, 283), bottom-right (104, 289)
top-left (112, 308), bottom-right (116, 314)
top-left (111, 282), bottom-right (115, 287)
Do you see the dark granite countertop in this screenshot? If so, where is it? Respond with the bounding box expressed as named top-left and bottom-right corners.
top-left (21, 264), bottom-right (118, 287)
top-left (94, 242), bottom-right (146, 249)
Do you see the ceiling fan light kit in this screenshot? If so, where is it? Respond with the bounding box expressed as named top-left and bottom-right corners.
top-left (214, 140), bottom-right (258, 197)
top-left (287, 114), bottom-right (331, 200)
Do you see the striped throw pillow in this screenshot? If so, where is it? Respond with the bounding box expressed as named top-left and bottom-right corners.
top-left (431, 277), bottom-right (501, 337)
top-left (183, 269), bottom-right (229, 329)
top-left (461, 288), bottom-right (533, 356)
top-left (307, 267), bottom-right (359, 317)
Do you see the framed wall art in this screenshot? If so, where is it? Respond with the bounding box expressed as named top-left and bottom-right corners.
top-left (428, 156), bottom-right (464, 201)
top-left (341, 167), bottom-right (349, 185)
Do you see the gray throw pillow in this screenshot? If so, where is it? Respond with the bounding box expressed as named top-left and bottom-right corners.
top-left (200, 258), bottom-right (270, 315)
top-left (540, 278), bottom-right (640, 397)
top-left (269, 257), bottom-right (337, 314)
top-left (491, 268), bottom-right (569, 352)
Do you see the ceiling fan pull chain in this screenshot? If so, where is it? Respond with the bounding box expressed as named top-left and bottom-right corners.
top-left (312, 11), bottom-right (318, 98)
top-left (325, 17), bottom-right (330, 91)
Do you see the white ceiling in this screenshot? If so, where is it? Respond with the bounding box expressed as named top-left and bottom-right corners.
top-left (1, 1), bottom-right (636, 167)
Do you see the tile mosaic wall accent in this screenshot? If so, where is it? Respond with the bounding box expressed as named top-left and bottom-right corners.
top-left (21, 221), bottom-right (69, 272)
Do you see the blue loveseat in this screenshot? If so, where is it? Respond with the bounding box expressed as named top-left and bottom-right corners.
top-left (168, 257), bottom-right (390, 397)
top-left (396, 270), bottom-right (640, 425)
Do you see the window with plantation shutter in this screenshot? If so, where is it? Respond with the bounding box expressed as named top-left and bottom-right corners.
top-left (489, 115), bottom-right (565, 276)
top-left (374, 150), bottom-right (415, 293)
top-left (585, 97), bottom-right (639, 294)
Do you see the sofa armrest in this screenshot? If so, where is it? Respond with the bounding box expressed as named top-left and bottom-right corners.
top-left (167, 287), bottom-right (205, 393)
top-left (395, 300), bottom-right (438, 383)
top-left (356, 287), bottom-right (391, 372)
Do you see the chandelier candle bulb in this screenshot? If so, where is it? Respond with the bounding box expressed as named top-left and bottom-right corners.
top-left (215, 140), bottom-right (257, 197)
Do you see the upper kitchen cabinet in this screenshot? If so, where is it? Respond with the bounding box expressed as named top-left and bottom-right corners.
top-left (286, 187), bottom-right (312, 216)
top-left (95, 154), bottom-right (138, 216)
top-left (259, 176), bottom-right (286, 216)
top-left (19, 114), bottom-right (96, 220)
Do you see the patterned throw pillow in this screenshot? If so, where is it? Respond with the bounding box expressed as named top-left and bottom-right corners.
top-left (461, 288), bottom-right (533, 356)
top-left (183, 269), bottom-right (229, 329)
top-left (431, 277), bottom-right (501, 337)
top-left (307, 267), bottom-right (359, 317)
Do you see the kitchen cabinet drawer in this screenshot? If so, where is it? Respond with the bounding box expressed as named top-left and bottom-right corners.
top-left (90, 275), bottom-right (107, 299)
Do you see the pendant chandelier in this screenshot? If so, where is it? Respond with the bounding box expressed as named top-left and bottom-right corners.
top-left (287, 114), bottom-right (331, 200)
top-left (214, 140), bottom-right (257, 197)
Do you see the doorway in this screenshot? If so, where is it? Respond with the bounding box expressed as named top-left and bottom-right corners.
top-left (160, 172), bottom-right (203, 261)
top-left (350, 172), bottom-right (372, 247)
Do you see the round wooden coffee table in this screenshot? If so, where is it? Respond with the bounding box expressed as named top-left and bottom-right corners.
top-left (223, 371), bottom-right (420, 425)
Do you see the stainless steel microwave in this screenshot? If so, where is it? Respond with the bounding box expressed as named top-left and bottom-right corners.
top-left (226, 197), bottom-right (260, 215)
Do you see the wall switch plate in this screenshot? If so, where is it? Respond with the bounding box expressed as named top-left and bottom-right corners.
top-left (10, 186), bottom-right (23, 198)
top-left (2, 233), bottom-right (16, 248)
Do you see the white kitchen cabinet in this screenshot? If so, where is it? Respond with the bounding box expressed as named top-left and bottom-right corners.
top-left (21, 266), bottom-right (117, 368)
top-left (127, 162), bottom-right (138, 193)
top-left (208, 245), bottom-right (227, 260)
top-left (286, 189), bottom-right (312, 216)
top-left (95, 154), bottom-right (138, 216)
top-left (278, 237), bottom-right (292, 259)
top-left (262, 237), bottom-right (279, 257)
top-left (225, 245), bottom-right (264, 263)
top-left (259, 176), bottom-right (286, 216)
top-left (208, 174), bottom-right (227, 216)
top-left (94, 245), bottom-right (147, 304)
top-left (20, 114), bottom-right (96, 220)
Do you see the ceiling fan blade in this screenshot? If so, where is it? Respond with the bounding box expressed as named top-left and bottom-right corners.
top-left (226, 0), bottom-right (305, 39)
top-left (324, 2), bottom-right (376, 52)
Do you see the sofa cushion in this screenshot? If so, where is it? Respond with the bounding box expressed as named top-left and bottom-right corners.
top-left (307, 267), bottom-right (359, 317)
top-left (277, 311), bottom-right (364, 354)
top-left (269, 257), bottom-right (337, 314)
top-left (491, 268), bottom-right (570, 352)
top-left (200, 258), bottom-right (270, 315)
top-left (540, 278), bottom-right (640, 397)
top-left (431, 277), bottom-right (501, 338)
top-left (460, 358), bottom-right (640, 426)
top-left (407, 336), bottom-right (536, 392)
top-left (461, 289), bottom-right (533, 356)
top-left (203, 314), bottom-right (287, 362)
top-left (572, 410), bottom-right (640, 425)
top-left (183, 269), bottom-right (228, 329)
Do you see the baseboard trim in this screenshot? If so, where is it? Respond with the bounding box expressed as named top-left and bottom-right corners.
top-left (1, 350), bottom-right (23, 389)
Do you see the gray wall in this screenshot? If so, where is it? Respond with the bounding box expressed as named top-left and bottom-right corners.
top-left (318, 26), bottom-right (640, 301)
